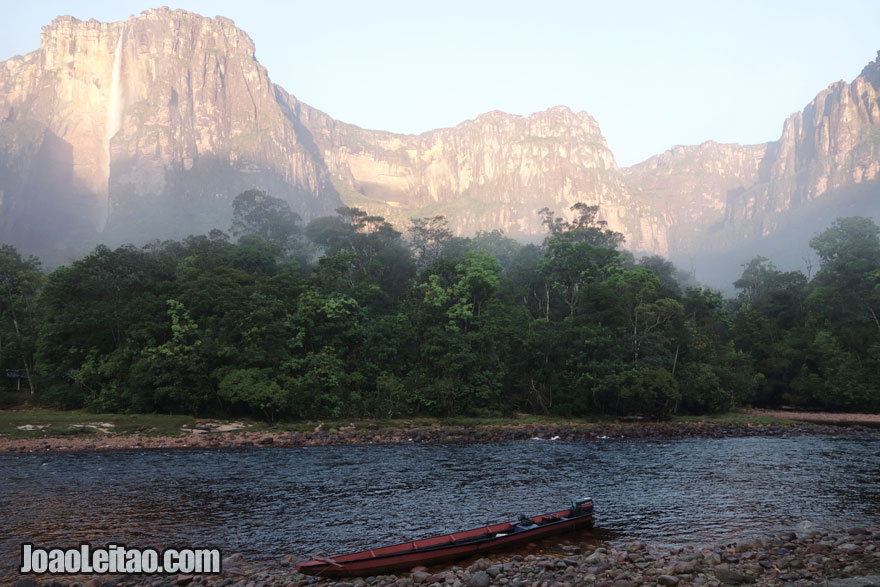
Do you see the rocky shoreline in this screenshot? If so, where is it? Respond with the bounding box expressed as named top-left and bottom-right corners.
top-left (11, 526), bottom-right (880, 587)
top-left (2, 419), bottom-right (878, 454)
top-left (7, 418), bottom-right (879, 585)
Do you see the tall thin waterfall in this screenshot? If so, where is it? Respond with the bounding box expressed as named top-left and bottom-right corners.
top-left (101, 28), bottom-right (125, 229)
top-left (107, 30), bottom-right (124, 144)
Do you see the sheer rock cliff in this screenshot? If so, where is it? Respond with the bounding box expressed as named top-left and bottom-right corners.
top-left (1, 9), bottom-right (878, 269)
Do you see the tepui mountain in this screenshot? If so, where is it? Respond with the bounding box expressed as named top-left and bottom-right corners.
top-left (1, 8), bottom-right (879, 282)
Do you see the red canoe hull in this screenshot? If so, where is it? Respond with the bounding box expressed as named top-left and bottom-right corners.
top-left (296, 504), bottom-right (594, 577)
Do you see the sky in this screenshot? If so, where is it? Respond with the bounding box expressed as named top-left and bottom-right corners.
top-left (1, 1), bottom-right (879, 167)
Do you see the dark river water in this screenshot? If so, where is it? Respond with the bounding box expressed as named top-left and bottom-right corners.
top-left (1, 434), bottom-right (878, 575)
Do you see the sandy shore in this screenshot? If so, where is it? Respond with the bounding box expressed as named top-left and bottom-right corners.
top-left (1, 416), bottom-right (878, 454)
top-left (746, 409), bottom-right (880, 426)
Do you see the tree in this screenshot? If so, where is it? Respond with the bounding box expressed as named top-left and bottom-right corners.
top-left (142, 299), bottom-right (212, 414)
top-left (284, 348), bottom-right (352, 418)
top-left (540, 203), bottom-right (625, 248)
top-left (218, 368), bottom-right (287, 422)
top-left (36, 245), bottom-right (174, 409)
top-left (471, 230), bottom-right (522, 270)
top-left (307, 208), bottom-right (409, 290)
top-left (408, 251), bottom-right (506, 415)
top-left (677, 362), bottom-right (729, 413)
top-left (733, 257), bottom-right (805, 309)
top-left (408, 215), bottom-right (453, 268)
top-left (638, 255), bottom-right (687, 298)
top-left (730, 258), bottom-right (808, 407)
top-left (231, 189), bottom-right (302, 253)
top-left (808, 216), bottom-right (880, 344)
top-left (536, 203), bottom-right (625, 319)
top-left (618, 368), bottom-right (680, 420)
top-left (0, 245), bottom-right (42, 396)
top-left (420, 250), bottom-right (501, 329)
top-left (788, 330), bottom-right (875, 410)
top-left (802, 217), bottom-right (880, 409)
top-left (604, 268), bottom-right (683, 366)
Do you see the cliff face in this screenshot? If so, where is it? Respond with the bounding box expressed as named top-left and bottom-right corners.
top-left (0, 8), bottom-right (660, 257)
top-left (623, 52), bottom-right (880, 260)
top-left (0, 8), bottom-right (339, 255)
top-left (722, 60), bottom-right (880, 240)
top-left (1, 9), bottom-right (879, 269)
top-left (622, 141), bottom-right (774, 256)
top-left (292, 98), bottom-right (651, 247)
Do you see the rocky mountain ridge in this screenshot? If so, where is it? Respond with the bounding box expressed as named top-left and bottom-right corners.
top-left (0, 8), bottom-right (339, 257)
top-left (291, 97), bottom-right (651, 245)
top-left (0, 9), bottom-right (878, 274)
top-left (624, 50), bottom-right (880, 264)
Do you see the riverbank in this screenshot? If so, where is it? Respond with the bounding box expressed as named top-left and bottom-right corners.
top-left (746, 409), bottom-right (880, 427)
top-left (1, 409), bottom-right (879, 453)
top-left (12, 525), bottom-right (879, 587)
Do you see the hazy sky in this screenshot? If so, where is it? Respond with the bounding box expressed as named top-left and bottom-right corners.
top-left (2, 1), bottom-right (879, 166)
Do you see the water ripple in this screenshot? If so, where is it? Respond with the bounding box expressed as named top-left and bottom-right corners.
top-left (1, 435), bottom-right (878, 576)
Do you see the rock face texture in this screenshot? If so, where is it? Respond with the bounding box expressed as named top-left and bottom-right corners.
top-left (623, 141), bottom-right (774, 256)
top-left (292, 99), bottom-right (646, 245)
top-left (0, 8), bottom-right (654, 258)
top-left (722, 54), bottom-right (880, 240)
top-left (0, 9), bottom-right (339, 256)
top-left (624, 51), bottom-right (880, 262)
top-left (0, 9), bottom-right (878, 269)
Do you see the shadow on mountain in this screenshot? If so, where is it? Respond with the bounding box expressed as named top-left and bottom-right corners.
top-left (102, 154), bottom-right (343, 251)
top-left (675, 178), bottom-right (880, 290)
top-left (0, 121), bottom-right (104, 265)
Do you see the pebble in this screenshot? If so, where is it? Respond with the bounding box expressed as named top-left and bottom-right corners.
top-left (10, 526), bottom-right (879, 587)
top-left (673, 560), bottom-right (695, 574)
top-left (714, 564), bottom-right (755, 584)
top-left (826, 577), bottom-right (880, 587)
top-left (4, 419), bottom-right (874, 454)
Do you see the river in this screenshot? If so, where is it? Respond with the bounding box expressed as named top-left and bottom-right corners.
top-left (1, 434), bottom-right (878, 576)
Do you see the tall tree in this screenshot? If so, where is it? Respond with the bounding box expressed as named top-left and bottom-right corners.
top-left (231, 189), bottom-right (302, 253)
top-left (0, 245), bottom-right (42, 396)
top-left (408, 215), bottom-right (453, 268)
top-left (808, 216), bottom-right (880, 344)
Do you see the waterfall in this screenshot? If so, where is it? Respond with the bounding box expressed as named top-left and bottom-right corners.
top-left (107, 30), bottom-right (124, 144)
top-left (101, 28), bottom-right (125, 230)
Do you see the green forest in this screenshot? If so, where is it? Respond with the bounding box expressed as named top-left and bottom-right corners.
top-left (2, 190), bottom-right (879, 421)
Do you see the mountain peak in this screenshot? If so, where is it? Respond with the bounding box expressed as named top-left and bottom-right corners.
top-left (463, 105), bottom-right (600, 137)
top-left (41, 8), bottom-right (257, 62)
top-left (1, 11), bottom-right (879, 276)
top-left (0, 7), bottom-right (336, 254)
top-left (860, 49), bottom-right (880, 90)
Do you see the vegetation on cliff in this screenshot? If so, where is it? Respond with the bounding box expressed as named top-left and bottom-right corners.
top-left (1, 191), bottom-right (878, 420)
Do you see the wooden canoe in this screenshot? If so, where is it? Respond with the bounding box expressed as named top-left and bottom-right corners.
top-left (296, 498), bottom-right (594, 577)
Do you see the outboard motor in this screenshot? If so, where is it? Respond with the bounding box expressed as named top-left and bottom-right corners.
top-left (571, 497), bottom-right (594, 516)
